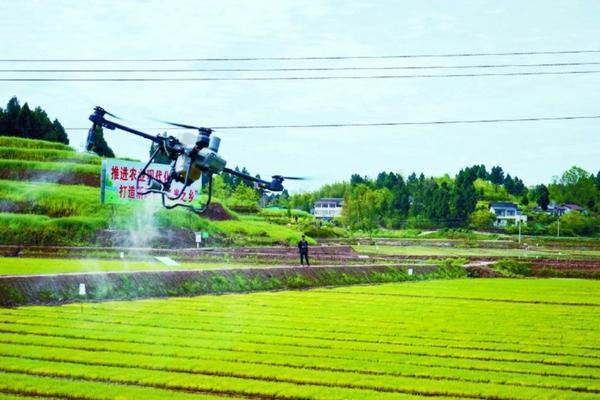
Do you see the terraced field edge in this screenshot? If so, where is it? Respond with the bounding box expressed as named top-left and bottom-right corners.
top-left (0, 264), bottom-right (461, 306)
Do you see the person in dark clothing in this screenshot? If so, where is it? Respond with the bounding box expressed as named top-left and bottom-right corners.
top-left (298, 235), bottom-right (309, 266)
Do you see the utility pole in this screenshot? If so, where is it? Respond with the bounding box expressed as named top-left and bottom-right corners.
top-left (518, 220), bottom-right (522, 243)
top-left (557, 217), bottom-right (560, 238)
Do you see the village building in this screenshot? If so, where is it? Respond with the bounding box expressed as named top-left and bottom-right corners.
top-left (534, 203), bottom-right (585, 216)
top-left (313, 198), bottom-right (343, 220)
top-left (489, 202), bottom-right (527, 226)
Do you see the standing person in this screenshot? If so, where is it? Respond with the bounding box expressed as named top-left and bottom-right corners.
top-left (298, 235), bottom-right (310, 266)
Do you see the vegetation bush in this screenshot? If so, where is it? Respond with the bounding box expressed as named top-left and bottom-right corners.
top-left (549, 212), bottom-right (600, 237)
top-left (368, 228), bottom-right (422, 238)
top-left (430, 258), bottom-right (468, 278)
top-left (299, 220), bottom-right (345, 239)
top-left (492, 258), bottom-right (532, 277)
top-left (535, 268), bottom-right (600, 279)
top-left (469, 206), bottom-right (496, 230)
top-left (423, 228), bottom-right (499, 240)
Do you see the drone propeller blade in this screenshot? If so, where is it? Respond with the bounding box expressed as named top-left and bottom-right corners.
top-left (159, 120), bottom-right (201, 130)
top-left (95, 106), bottom-right (123, 120)
top-left (272, 175), bottom-right (308, 181)
top-left (105, 110), bottom-right (121, 120)
top-left (158, 120), bottom-right (215, 137)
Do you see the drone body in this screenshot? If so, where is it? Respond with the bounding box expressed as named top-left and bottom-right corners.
top-left (87, 107), bottom-right (300, 214)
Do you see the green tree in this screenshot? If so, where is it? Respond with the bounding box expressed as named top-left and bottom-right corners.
top-left (350, 173), bottom-right (368, 186)
top-left (549, 166), bottom-right (598, 209)
top-left (210, 174), bottom-right (229, 199)
top-left (469, 208), bottom-right (496, 230)
top-left (452, 167), bottom-right (477, 222)
top-left (490, 166), bottom-right (505, 185)
top-left (503, 174), bottom-right (515, 194)
top-left (88, 126), bottom-right (115, 158)
top-left (513, 177), bottom-right (526, 196)
top-left (228, 183), bottom-right (260, 208)
top-left (342, 184), bottom-right (388, 232)
top-left (49, 119), bottom-right (69, 144)
top-left (536, 184), bottom-right (550, 210)
top-left (0, 97), bottom-right (69, 144)
top-left (15, 103), bottom-right (34, 138)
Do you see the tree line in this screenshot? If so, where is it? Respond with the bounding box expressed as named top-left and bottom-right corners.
top-left (0, 96), bottom-right (116, 158)
top-left (0, 97), bottom-right (68, 144)
top-left (283, 164), bottom-right (600, 232)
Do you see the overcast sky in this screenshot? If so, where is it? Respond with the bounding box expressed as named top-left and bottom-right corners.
top-left (1, 0), bottom-right (599, 191)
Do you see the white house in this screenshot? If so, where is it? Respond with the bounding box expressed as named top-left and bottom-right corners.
top-left (313, 198), bottom-right (343, 220)
top-left (489, 202), bottom-right (527, 227)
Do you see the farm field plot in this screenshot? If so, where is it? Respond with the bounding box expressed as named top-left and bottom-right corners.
top-left (355, 244), bottom-right (600, 259)
top-left (0, 279), bottom-right (599, 399)
top-left (0, 257), bottom-right (275, 276)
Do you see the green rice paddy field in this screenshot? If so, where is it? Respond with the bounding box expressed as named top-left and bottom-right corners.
top-left (0, 279), bottom-right (599, 399)
top-left (0, 257), bottom-right (259, 276)
top-left (354, 244), bottom-right (600, 259)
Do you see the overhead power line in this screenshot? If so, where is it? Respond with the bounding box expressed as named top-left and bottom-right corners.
top-left (64, 114), bottom-right (600, 131)
top-left (2, 61), bottom-right (600, 73)
top-left (1, 49), bottom-right (600, 62)
top-left (3, 69), bottom-right (600, 82)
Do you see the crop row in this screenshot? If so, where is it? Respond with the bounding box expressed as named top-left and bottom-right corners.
top-left (0, 136), bottom-right (73, 151)
top-left (0, 335), bottom-right (598, 394)
top-left (0, 355), bottom-right (499, 400)
top-left (318, 279), bottom-right (600, 304)
top-left (5, 300), bottom-right (598, 352)
top-left (127, 282), bottom-right (600, 317)
top-left (2, 280), bottom-right (598, 400)
top-left (0, 371), bottom-right (241, 400)
top-left (15, 294), bottom-right (598, 349)
top-left (0, 320), bottom-right (598, 384)
top-left (3, 353), bottom-right (598, 400)
top-left (1, 309), bottom-right (598, 362)
top-left (0, 146), bottom-right (101, 164)
top-left (152, 293), bottom-right (600, 336)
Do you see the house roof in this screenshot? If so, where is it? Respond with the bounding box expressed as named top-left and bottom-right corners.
top-left (314, 197), bottom-right (343, 206)
top-left (490, 202), bottom-right (518, 209)
top-left (563, 203), bottom-right (584, 211)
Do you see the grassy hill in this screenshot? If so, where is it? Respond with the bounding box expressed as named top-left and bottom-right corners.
top-left (0, 136), bottom-right (313, 247)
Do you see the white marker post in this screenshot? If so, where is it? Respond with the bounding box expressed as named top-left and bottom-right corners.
top-left (78, 283), bottom-right (86, 313)
top-left (195, 232), bottom-right (202, 249)
top-left (407, 268), bottom-right (414, 276)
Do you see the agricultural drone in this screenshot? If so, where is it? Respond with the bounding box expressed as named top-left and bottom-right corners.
top-left (87, 106), bottom-right (302, 214)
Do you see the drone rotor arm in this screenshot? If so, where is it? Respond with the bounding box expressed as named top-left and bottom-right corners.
top-left (223, 167), bottom-right (269, 186)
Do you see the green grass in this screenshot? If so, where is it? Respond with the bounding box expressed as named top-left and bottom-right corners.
top-left (0, 135), bottom-right (73, 151)
top-left (0, 146), bottom-right (101, 164)
top-left (0, 159), bottom-right (100, 175)
top-left (0, 180), bottom-right (309, 246)
top-left (0, 213), bottom-right (107, 246)
top-left (354, 244), bottom-right (600, 259)
top-left (214, 217), bottom-right (313, 245)
top-left (356, 228), bottom-right (503, 240)
top-left (0, 279), bottom-right (598, 399)
top-left (259, 207), bottom-right (313, 218)
top-left (0, 257), bottom-right (262, 276)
